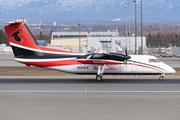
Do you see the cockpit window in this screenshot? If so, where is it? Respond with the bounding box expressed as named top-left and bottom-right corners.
top-left (149, 59), bottom-right (161, 62)
top-left (155, 59), bottom-right (161, 62)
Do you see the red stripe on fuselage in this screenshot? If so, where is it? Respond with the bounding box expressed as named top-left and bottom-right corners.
top-left (129, 63), bottom-right (163, 72)
top-left (16, 58), bottom-right (163, 73)
top-left (16, 59), bottom-right (80, 67)
top-left (76, 59), bottom-right (124, 65)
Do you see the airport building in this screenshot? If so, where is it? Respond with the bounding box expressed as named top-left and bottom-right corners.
top-left (53, 20), bottom-right (56, 27)
top-left (0, 44), bottom-right (12, 54)
top-left (51, 31), bottom-right (146, 53)
top-left (37, 40), bottom-right (46, 46)
top-left (51, 31), bottom-right (119, 47)
top-left (87, 36), bottom-right (146, 53)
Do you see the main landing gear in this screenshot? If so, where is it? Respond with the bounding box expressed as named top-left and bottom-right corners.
top-left (96, 65), bottom-right (106, 81)
top-left (159, 74), bottom-right (165, 81)
top-left (96, 75), bottom-right (102, 81)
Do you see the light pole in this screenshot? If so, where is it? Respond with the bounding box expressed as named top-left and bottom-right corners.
top-left (141, 0), bottom-right (143, 54)
top-left (126, 1), bottom-right (130, 54)
top-left (133, 0), bottom-right (137, 54)
top-left (157, 28), bottom-right (161, 47)
top-left (123, 5), bottom-right (127, 52)
top-left (78, 23), bottom-right (80, 47)
top-left (2, 29), bottom-right (4, 43)
top-left (2, 28), bottom-right (4, 43)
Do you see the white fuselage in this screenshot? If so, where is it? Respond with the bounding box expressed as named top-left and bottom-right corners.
top-left (47, 55), bottom-right (175, 75)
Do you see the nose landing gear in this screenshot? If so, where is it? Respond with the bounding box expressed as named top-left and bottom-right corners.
top-left (96, 65), bottom-right (106, 81)
top-left (159, 74), bottom-right (165, 81)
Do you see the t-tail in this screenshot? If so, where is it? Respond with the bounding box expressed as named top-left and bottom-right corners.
top-left (4, 21), bottom-right (82, 67)
top-left (4, 21), bottom-right (40, 58)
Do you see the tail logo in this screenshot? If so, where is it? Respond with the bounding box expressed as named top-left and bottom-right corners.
top-left (10, 29), bottom-right (24, 42)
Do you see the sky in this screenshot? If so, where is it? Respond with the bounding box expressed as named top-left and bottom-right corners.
top-left (0, 0), bottom-right (179, 24)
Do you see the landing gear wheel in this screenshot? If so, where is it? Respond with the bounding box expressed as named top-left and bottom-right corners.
top-left (159, 76), bottom-right (164, 81)
top-left (96, 75), bottom-right (102, 81)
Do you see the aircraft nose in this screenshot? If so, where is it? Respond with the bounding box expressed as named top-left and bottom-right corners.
top-left (169, 67), bottom-right (176, 74)
top-left (165, 65), bottom-right (176, 74)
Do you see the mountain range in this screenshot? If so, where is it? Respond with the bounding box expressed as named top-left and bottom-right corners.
top-left (0, 0), bottom-right (179, 24)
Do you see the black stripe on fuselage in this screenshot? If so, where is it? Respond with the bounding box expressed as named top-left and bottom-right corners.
top-left (76, 73), bottom-right (161, 75)
top-left (11, 46), bottom-right (127, 62)
top-left (11, 45), bottom-right (81, 59)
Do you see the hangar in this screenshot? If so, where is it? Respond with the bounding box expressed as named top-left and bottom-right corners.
top-left (51, 31), bottom-right (146, 53)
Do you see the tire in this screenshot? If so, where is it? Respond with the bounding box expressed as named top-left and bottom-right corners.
top-left (159, 76), bottom-right (164, 81)
top-left (96, 75), bottom-right (102, 81)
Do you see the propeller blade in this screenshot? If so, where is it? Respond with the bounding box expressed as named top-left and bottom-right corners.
top-left (125, 48), bottom-right (128, 56)
top-left (124, 48), bottom-right (129, 68)
top-left (126, 59), bottom-right (128, 68)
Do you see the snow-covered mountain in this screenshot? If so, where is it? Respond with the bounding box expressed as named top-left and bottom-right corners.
top-left (0, 0), bottom-right (179, 24)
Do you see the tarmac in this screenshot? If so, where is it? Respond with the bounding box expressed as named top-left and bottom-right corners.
top-left (0, 77), bottom-right (180, 120)
top-left (1, 77), bottom-right (180, 98)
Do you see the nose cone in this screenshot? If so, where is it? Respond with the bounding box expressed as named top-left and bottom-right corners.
top-left (169, 67), bottom-right (176, 74)
top-left (125, 55), bottom-right (131, 59)
top-left (164, 65), bottom-right (176, 74)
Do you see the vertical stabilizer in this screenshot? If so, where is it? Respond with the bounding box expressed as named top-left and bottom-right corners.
top-left (4, 21), bottom-right (40, 57)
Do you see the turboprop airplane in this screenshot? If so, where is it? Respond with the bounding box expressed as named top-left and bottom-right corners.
top-left (4, 21), bottom-right (175, 81)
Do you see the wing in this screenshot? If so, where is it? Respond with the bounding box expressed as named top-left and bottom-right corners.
top-left (76, 52), bottom-right (131, 65)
